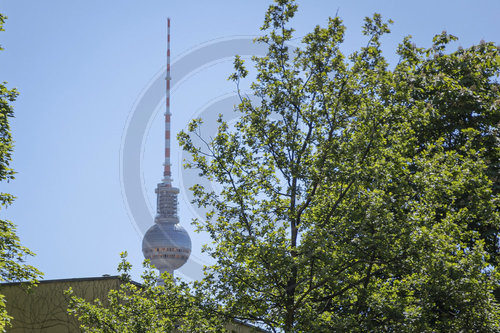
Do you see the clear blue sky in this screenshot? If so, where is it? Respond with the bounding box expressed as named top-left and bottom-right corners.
top-left (0, 0), bottom-right (499, 281)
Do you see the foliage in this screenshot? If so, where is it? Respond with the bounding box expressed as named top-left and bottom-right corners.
top-left (0, 13), bottom-right (42, 332)
top-left (178, 0), bottom-right (500, 331)
top-left (67, 252), bottom-right (225, 333)
top-left (401, 34), bottom-right (500, 266)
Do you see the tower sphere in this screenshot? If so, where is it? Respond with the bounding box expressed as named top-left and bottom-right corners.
top-left (142, 222), bottom-right (191, 273)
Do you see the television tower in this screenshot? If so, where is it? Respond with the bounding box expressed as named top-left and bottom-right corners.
top-left (142, 18), bottom-right (191, 277)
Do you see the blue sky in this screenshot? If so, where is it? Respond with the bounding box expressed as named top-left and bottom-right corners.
top-left (0, 0), bottom-right (499, 281)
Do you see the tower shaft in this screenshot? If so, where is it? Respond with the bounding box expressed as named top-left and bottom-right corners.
top-left (157, 17), bottom-right (178, 224)
top-left (155, 183), bottom-right (179, 224)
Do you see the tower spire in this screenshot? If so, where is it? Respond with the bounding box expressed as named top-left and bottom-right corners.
top-left (163, 17), bottom-right (172, 185)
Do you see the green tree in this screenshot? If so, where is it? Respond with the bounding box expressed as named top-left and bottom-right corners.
top-left (0, 13), bottom-right (42, 332)
top-left (67, 253), bottom-right (225, 333)
top-left (402, 34), bottom-right (500, 266)
top-left (178, 0), bottom-right (500, 331)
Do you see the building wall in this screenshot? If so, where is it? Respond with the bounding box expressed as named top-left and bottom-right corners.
top-left (1, 276), bottom-right (264, 333)
top-left (1, 276), bottom-right (122, 333)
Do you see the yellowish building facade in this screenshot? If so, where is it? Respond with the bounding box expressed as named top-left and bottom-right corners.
top-left (1, 276), bottom-right (263, 333)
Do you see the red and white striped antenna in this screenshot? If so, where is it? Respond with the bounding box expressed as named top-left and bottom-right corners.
top-left (163, 17), bottom-right (172, 185)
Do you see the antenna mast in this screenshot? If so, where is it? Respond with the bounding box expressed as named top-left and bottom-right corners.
top-left (163, 17), bottom-right (172, 185)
